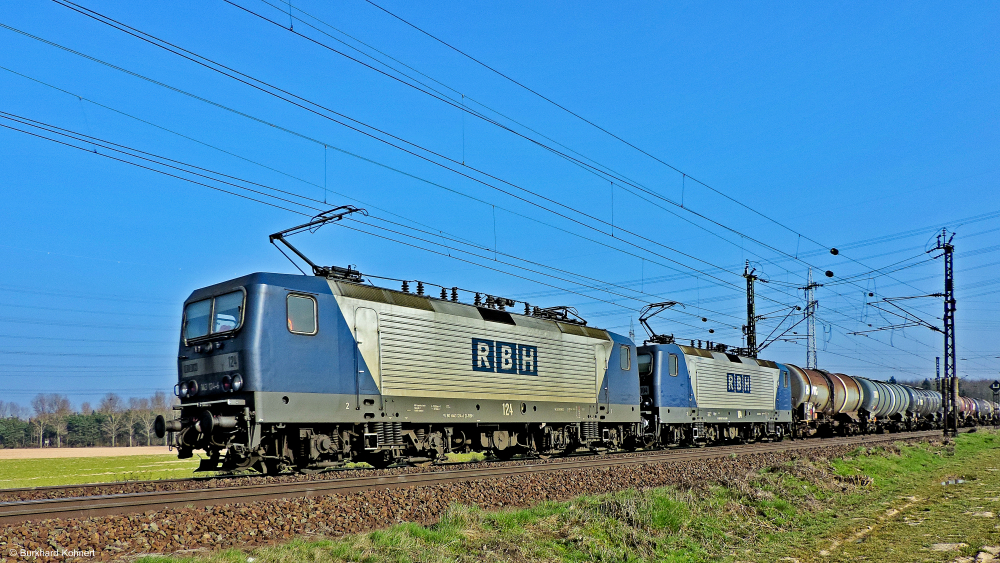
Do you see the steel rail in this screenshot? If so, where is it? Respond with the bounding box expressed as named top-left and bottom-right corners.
top-left (0, 430), bottom-right (945, 525)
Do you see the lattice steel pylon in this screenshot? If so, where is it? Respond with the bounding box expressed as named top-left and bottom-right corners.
top-left (743, 261), bottom-right (758, 358)
top-left (804, 268), bottom-right (819, 369)
top-left (930, 229), bottom-right (957, 435)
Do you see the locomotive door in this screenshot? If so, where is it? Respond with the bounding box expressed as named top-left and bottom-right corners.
top-left (595, 345), bottom-right (608, 411)
top-left (355, 308), bottom-right (381, 404)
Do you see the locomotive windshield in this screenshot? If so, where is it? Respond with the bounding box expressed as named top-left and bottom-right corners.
top-left (183, 289), bottom-right (245, 342)
top-left (184, 299), bottom-right (211, 340)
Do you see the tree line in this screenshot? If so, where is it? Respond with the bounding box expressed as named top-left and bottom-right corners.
top-left (0, 392), bottom-right (175, 449)
top-left (912, 377), bottom-right (1000, 401)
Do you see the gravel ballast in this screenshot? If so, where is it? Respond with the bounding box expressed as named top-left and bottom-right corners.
top-left (0, 436), bottom-right (935, 562)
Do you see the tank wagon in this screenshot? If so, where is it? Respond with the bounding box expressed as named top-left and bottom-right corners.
top-left (156, 272), bottom-right (641, 472)
top-left (785, 365), bottom-right (962, 435)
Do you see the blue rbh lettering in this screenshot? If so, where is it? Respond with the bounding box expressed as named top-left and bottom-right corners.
top-left (496, 341), bottom-right (517, 374)
top-left (727, 373), bottom-right (751, 394)
top-left (471, 339), bottom-right (538, 375)
top-left (472, 338), bottom-right (494, 372)
top-left (518, 345), bottom-right (537, 375)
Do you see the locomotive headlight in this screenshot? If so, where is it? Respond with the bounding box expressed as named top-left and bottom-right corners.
top-left (221, 375), bottom-right (232, 393)
top-left (231, 373), bottom-right (243, 392)
top-left (178, 381), bottom-right (189, 398)
top-left (187, 380), bottom-right (199, 397)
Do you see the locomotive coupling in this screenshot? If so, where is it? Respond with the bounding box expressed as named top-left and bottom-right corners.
top-left (195, 410), bottom-right (238, 434)
top-left (153, 415), bottom-right (183, 439)
top-left (153, 412), bottom-right (237, 439)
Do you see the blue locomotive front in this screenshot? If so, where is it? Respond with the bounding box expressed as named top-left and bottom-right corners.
top-left (636, 342), bottom-right (792, 445)
top-left (156, 272), bottom-right (641, 472)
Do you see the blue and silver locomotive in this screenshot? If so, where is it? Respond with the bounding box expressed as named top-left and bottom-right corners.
top-left (157, 271), bottom-right (641, 472)
top-left (637, 342), bottom-right (792, 445)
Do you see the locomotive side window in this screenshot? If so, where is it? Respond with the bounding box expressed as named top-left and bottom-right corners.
top-left (620, 345), bottom-right (631, 370)
top-left (184, 299), bottom-right (211, 340)
top-left (287, 294), bottom-right (317, 335)
top-left (637, 353), bottom-right (653, 376)
top-left (668, 354), bottom-right (679, 376)
top-left (212, 291), bottom-right (243, 334)
top-left (783, 370), bottom-right (788, 388)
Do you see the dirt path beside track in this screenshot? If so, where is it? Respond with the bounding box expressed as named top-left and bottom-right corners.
top-left (0, 446), bottom-right (173, 460)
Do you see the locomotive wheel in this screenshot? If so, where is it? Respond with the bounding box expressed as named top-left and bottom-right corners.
top-left (253, 458), bottom-right (284, 475)
top-left (363, 450), bottom-right (395, 469)
top-left (493, 447), bottom-right (518, 461)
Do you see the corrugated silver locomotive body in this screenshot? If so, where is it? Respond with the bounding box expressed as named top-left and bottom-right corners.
top-left (160, 273), bottom-right (640, 471)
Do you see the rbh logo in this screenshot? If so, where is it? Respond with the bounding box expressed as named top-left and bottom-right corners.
top-left (472, 338), bottom-right (538, 375)
top-left (727, 373), bottom-right (751, 394)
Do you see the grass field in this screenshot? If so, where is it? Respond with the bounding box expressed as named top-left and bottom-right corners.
top-left (0, 454), bottom-right (203, 489)
top-left (0, 449), bottom-right (488, 490)
top-left (136, 430), bottom-right (1000, 563)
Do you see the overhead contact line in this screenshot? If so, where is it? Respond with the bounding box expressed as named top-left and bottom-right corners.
top-left (9, 6), bottom-right (958, 358)
top-left (0, 110), bottom-right (739, 333)
top-left (0, 21), bottom-right (787, 314)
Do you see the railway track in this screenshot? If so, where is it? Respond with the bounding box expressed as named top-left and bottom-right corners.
top-left (0, 430), bottom-right (948, 525)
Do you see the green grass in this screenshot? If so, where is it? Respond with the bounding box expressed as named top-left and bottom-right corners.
top-left (0, 450), bottom-right (488, 489)
top-left (443, 451), bottom-right (486, 464)
top-left (135, 430), bottom-right (1000, 563)
top-left (0, 454), bottom-right (202, 489)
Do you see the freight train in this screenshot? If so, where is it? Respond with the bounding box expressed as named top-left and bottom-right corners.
top-left (155, 271), bottom-right (998, 473)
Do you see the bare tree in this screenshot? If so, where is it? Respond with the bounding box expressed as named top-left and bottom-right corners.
top-left (0, 400), bottom-right (27, 419)
top-left (99, 393), bottom-right (124, 447)
top-left (47, 395), bottom-right (71, 448)
top-left (130, 398), bottom-right (158, 446)
top-left (151, 390), bottom-right (169, 414)
top-left (80, 402), bottom-right (93, 415)
top-left (31, 394), bottom-right (50, 448)
top-left (126, 397), bottom-right (151, 447)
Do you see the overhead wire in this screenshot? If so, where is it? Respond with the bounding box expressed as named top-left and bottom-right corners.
top-left (0, 109), bottom-right (743, 331)
top-left (36, 4), bottom-right (876, 314)
top-left (225, 0), bottom-right (930, 311)
top-left (357, 0), bottom-right (944, 292)
top-left (0, 20), bottom-right (803, 314)
top-left (7, 5), bottom-right (988, 374)
top-left (168, 2), bottom-right (968, 339)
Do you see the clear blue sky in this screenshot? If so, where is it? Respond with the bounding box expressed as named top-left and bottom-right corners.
top-left (1, 1), bottom-right (998, 408)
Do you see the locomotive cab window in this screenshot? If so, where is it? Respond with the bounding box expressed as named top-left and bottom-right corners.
top-left (184, 299), bottom-right (211, 340)
top-left (637, 353), bottom-right (653, 376)
top-left (287, 294), bottom-right (317, 335)
top-left (213, 291), bottom-right (243, 333)
top-left (183, 289), bottom-right (245, 343)
top-left (620, 345), bottom-right (631, 370)
top-left (668, 353), bottom-right (679, 376)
